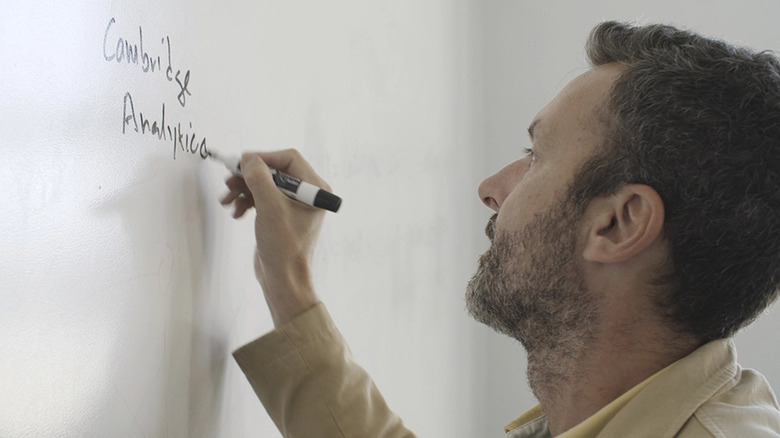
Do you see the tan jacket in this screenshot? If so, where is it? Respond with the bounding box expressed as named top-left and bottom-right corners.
top-left (234, 304), bottom-right (780, 437)
top-left (505, 337), bottom-right (780, 437)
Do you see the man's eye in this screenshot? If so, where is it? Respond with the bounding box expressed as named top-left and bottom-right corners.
top-left (522, 148), bottom-right (536, 164)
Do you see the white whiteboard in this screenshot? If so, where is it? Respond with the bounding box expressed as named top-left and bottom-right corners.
top-left (0, 2), bottom-right (482, 436)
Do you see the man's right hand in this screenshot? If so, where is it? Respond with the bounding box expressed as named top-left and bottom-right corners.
top-left (220, 149), bottom-right (329, 328)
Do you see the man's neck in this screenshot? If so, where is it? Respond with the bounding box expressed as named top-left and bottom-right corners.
top-left (527, 320), bottom-right (699, 436)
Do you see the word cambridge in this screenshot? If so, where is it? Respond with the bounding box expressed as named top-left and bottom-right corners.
top-left (103, 17), bottom-right (207, 160)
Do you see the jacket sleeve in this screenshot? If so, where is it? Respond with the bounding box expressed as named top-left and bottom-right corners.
top-left (233, 303), bottom-right (416, 438)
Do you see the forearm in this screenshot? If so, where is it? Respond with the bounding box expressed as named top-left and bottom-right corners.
top-left (234, 304), bottom-right (416, 438)
top-left (254, 249), bottom-right (320, 328)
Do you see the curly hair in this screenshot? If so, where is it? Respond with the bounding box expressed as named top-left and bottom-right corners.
top-left (570, 21), bottom-right (780, 342)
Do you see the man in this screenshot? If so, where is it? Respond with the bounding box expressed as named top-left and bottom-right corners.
top-left (221, 21), bottom-right (780, 437)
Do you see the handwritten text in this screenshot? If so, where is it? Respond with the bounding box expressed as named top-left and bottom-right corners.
top-left (103, 18), bottom-right (192, 107)
top-left (122, 92), bottom-right (207, 160)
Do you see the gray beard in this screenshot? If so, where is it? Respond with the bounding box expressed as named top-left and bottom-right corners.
top-left (465, 199), bottom-right (599, 396)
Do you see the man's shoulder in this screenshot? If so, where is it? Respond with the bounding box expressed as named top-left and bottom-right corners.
top-left (678, 368), bottom-right (780, 438)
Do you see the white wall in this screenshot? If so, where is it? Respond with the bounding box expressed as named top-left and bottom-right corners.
top-left (479, 0), bottom-right (780, 432)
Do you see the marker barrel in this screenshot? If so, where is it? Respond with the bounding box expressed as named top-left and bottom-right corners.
top-left (208, 151), bottom-right (341, 213)
top-left (271, 170), bottom-right (342, 213)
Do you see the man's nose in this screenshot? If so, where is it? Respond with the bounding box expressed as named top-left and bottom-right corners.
top-left (478, 176), bottom-right (501, 211)
top-left (478, 160), bottom-right (523, 212)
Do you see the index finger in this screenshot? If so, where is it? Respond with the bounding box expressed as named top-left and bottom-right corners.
top-left (243, 149), bottom-right (330, 191)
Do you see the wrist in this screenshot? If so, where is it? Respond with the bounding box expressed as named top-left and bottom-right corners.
top-left (255, 251), bottom-right (320, 327)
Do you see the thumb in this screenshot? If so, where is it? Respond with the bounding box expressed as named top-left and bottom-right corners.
top-left (241, 153), bottom-right (279, 204)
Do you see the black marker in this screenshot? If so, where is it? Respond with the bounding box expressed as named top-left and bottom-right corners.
top-left (207, 150), bottom-right (342, 213)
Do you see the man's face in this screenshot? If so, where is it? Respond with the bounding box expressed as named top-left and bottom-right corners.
top-left (466, 64), bottom-right (623, 351)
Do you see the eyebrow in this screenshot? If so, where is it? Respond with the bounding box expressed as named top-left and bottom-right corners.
top-left (527, 119), bottom-right (540, 141)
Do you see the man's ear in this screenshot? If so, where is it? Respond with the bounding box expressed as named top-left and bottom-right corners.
top-left (582, 184), bottom-right (665, 264)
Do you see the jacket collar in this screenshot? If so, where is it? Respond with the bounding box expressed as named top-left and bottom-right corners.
top-left (598, 338), bottom-right (737, 437)
top-left (504, 339), bottom-right (737, 438)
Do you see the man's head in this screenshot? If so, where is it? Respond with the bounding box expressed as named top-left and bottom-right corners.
top-left (577, 21), bottom-right (780, 342)
top-left (468, 21), bottom-right (780, 349)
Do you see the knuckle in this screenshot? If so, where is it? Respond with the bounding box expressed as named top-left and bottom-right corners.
top-left (288, 148), bottom-right (303, 160)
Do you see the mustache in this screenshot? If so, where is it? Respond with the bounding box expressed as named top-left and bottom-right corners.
top-left (485, 213), bottom-right (497, 241)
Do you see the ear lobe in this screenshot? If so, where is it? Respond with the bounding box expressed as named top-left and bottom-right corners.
top-left (582, 185), bottom-right (665, 264)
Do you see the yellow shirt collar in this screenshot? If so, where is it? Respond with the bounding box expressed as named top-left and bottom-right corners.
top-left (505, 367), bottom-right (665, 437)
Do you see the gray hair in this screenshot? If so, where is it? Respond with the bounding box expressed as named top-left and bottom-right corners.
top-left (571, 21), bottom-right (780, 342)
